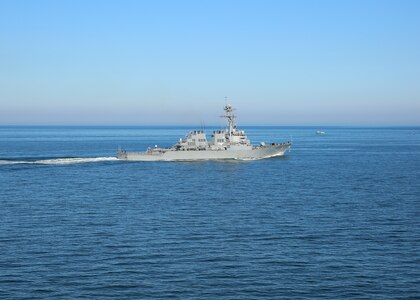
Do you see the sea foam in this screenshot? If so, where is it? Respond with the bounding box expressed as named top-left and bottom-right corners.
top-left (0, 157), bottom-right (117, 165)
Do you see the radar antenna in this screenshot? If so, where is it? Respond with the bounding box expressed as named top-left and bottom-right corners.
top-left (221, 101), bottom-right (236, 139)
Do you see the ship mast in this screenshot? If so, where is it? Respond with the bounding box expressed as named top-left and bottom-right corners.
top-left (222, 103), bottom-right (236, 139)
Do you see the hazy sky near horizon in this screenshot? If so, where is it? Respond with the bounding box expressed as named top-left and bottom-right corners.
top-left (1, 0), bottom-right (419, 125)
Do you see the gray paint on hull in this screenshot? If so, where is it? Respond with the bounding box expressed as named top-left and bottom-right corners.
top-left (118, 144), bottom-right (291, 161)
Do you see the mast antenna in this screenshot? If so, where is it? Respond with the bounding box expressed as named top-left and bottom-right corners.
top-left (221, 100), bottom-right (236, 138)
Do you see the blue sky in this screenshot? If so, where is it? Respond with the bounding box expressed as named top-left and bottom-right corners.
top-left (0, 0), bottom-right (419, 125)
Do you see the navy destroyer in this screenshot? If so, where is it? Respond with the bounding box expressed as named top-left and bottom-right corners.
top-left (117, 104), bottom-right (291, 161)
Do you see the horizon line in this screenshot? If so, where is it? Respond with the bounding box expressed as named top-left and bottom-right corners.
top-left (1, 124), bottom-right (420, 128)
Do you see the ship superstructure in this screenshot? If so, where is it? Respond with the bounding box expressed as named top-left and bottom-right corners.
top-left (117, 104), bottom-right (291, 161)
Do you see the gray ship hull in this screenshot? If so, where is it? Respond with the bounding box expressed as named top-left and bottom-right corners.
top-left (117, 143), bottom-right (291, 161)
top-left (117, 104), bottom-right (291, 161)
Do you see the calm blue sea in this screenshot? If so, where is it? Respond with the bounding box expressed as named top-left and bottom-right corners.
top-left (0, 126), bottom-right (419, 299)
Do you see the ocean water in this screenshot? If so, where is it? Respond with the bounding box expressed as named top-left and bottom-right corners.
top-left (0, 126), bottom-right (419, 299)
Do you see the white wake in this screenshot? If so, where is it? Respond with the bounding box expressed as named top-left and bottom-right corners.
top-left (0, 157), bottom-right (118, 165)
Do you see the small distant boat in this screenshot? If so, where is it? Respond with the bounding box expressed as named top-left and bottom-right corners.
top-left (316, 130), bottom-right (326, 135)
